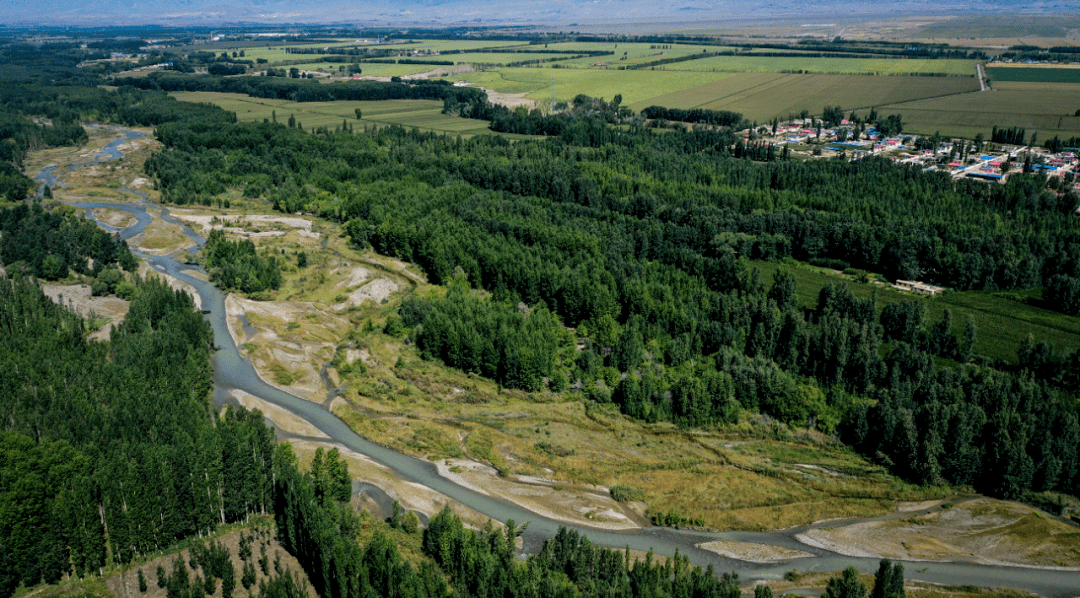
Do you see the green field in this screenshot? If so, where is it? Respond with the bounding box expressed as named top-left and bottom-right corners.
top-left (449, 67), bottom-right (739, 105)
top-left (855, 81), bottom-right (1080, 140)
top-left (392, 39), bottom-right (532, 52)
top-left (663, 56), bottom-right (978, 76)
top-left (169, 92), bottom-right (538, 139)
top-left (401, 51), bottom-right (582, 65)
top-left (231, 40), bottom-right (530, 67)
top-left (753, 261), bottom-right (1080, 363)
top-left (987, 66), bottom-right (1080, 84)
top-left (535, 42), bottom-right (734, 68)
top-left (274, 62), bottom-right (435, 77)
top-left (638, 72), bottom-right (979, 121)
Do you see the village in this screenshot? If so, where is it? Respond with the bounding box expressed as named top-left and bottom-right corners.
top-left (757, 117), bottom-right (1080, 191)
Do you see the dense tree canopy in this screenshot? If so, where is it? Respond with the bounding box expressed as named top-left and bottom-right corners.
top-left (143, 98), bottom-right (1080, 501)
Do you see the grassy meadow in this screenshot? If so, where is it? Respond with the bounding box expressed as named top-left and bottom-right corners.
top-left (752, 261), bottom-right (1080, 363)
top-left (449, 67), bottom-right (740, 105)
top-left (856, 81), bottom-right (1080, 140)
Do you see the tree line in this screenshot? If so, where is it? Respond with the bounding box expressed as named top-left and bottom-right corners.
top-left (639, 106), bottom-right (745, 128)
top-left (114, 72), bottom-right (486, 105)
top-left (0, 203), bottom-right (137, 282)
top-left (0, 276), bottom-right (280, 597)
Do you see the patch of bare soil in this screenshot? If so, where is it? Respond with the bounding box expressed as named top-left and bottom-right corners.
top-left (331, 278), bottom-right (400, 311)
top-left (170, 211), bottom-right (319, 240)
top-left (434, 458), bottom-right (643, 531)
top-left (226, 294), bottom-right (349, 402)
top-left (402, 65), bottom-right (476, 80)
top-left (92, 208), bottom-right (136, 229)
top-left (106, 525), bottom-right (316, 598)
top-left (41, 283), bottom-right (129, 342)
top-left (897, 499), bottom-right (945, 512)
top-left (332, 266), bottom-right (370, 290)
top-left (796, 498), bottom-right (1080, 569)
top-left (696, 540), bottom-right (812, 563)
top-left (480, 88), bottom-right (537, 110)
top-left (230, 390), bottom-right (328, 439)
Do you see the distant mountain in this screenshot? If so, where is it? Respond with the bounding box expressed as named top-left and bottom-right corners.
top-left (0, 0), bottom-right (1069, 27)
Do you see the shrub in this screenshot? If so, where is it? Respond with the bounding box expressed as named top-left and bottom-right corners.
top-left (609, 484), bottom-right (645, 502)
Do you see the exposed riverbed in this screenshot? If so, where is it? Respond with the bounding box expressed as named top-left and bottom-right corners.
top-left (35, 126), bottom-right (1080, 598)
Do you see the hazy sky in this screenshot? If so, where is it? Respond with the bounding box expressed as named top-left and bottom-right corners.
top-left (0, 0), bottom-right (1046, 27)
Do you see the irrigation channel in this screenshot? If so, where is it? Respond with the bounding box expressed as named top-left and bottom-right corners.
top-left (35, 126), bottom-right (1080, 598)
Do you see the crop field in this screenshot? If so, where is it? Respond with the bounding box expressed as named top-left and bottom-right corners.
top-left (398, 51), bottom-right (582, 65)
top-left (536, 41), bottom-right (734, 68)
top-left (279, 62), bottom-right (437, 77)
top-left (638, 72), bottom-right (979, 121)
top-left (233, 40), bottom-right (529, 67)
top-left (857, 81), bottom-right (1080, 140)
top-left (393, 39), bottom-right (532, 52)
top-left (987, 66), bottom-right (1080, 84)
top-left (663, 56), bottom-right (978, 76)
top-left (169, 91), bottom-right (537, 139)
top-left (235, 41), bottom-right (366, 65)
top-left (450, 67), bottom-right (738, 106)
top-left (753, 261), bottom-right (1080, 363)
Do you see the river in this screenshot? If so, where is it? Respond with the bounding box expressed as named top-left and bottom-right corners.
top-left (37, 126), bottom-right (1080, 598)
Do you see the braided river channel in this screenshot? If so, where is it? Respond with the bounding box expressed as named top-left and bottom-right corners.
top-left (38, 126), bottom-right (1080, 598)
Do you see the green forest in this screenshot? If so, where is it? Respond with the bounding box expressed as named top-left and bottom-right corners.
top-left (140, 87), bottom-right (1080, 500)
top-left (0, 35), bottom-right (1078, 598)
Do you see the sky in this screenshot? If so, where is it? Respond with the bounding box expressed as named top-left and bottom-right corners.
top-left (0, 0), bottom-right (1051, 27)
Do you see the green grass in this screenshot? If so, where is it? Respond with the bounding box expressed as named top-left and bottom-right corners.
top-left (392, 39), bottom-right (532, 52)
top-left (639, 73), bottom-right (979, 121)
top-left (854, 81), bottom-right (1080, 140)
top-left (276, 62), bottom-right (435, 76)
top-left (537, 42), bottom-right (735, 68)
top-left (987, 66), bottom-right (1080, 84)
top-left (752, 260), bottom-right (1080, 363)
top-left (402, 52), bottom-right (582, 65)
top-left (170, 92), bottom-right (540, 139)
top-left (449, 67), bottom-right (738, 106)
top-left (663, 56), bottom-right (978, 77)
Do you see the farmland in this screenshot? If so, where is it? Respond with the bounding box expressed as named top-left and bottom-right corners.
top-left (225, 39), bottom-right (530, 67)
top-left (536, 41), bottom-right (734, 68)
top-left (275, 62), bottom-right (436, 77)
top-left (449, 67), bottom-right (739, 105)
top-left (636, 72), bottom-right (979, 121)
top-left (388, 51), bottom-right (582, 65)
top-left (168, 91), bottom-right (537, 138)
top-left (663, 55), bottom-right (978, 76)
top-left (856, 81), bottom-right (1080, 140)
top-left (986, 66), bottom-right (1080, 84)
